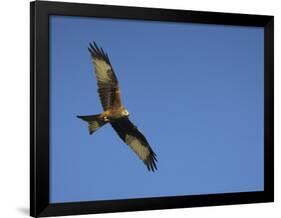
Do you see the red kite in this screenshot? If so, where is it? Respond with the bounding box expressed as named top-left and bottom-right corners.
top-left (77, 42), bottom-right (157, 172)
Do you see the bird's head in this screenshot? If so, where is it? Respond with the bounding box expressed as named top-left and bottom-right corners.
top-left (122, 109), bottom-right (130, 117)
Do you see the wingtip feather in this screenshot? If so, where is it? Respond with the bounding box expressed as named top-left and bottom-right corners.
top-left (145, 153), bottom-right (158, 172)
top-left (88, 41), bottom-right (111, 65)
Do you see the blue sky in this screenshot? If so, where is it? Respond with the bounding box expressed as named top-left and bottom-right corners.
top-left (50, 15), bottom-right (264, 203)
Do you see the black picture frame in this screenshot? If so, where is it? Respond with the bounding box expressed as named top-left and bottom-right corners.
top-left (30, 1), bottom-right (274, 217)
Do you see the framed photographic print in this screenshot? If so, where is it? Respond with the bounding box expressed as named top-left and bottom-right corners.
top-left (30, 1), bottom-right (274, 217)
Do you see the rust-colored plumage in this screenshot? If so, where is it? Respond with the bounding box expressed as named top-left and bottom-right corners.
top-left (77, 42), bottom-right (157, 172)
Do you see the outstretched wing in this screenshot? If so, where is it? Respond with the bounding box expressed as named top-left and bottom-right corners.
top-left (111, 118), bottom-right (157, 172)
top-left (88, 42), bottom-right (122, 110)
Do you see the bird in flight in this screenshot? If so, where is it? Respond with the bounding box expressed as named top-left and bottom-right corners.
top-left (77, 42), bottom-right (157, 172)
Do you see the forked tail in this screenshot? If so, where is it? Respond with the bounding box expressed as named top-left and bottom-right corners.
top-left (77, 114), bottom-right (107, 134)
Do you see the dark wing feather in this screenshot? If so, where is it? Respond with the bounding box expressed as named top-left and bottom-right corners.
top-left (88, 42), bottom-right (122, 110)
top-left (111, 118), bottom-right (157, 172)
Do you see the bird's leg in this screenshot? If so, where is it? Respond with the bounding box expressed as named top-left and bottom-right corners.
top-left (103, 116), bottom-right (110, 122)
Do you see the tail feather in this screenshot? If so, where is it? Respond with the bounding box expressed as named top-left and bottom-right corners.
top-left (77, 114), bottom-right (106, 134)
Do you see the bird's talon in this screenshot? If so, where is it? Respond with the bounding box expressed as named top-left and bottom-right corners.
top-left (103, 116), bottom-right (109, 122)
